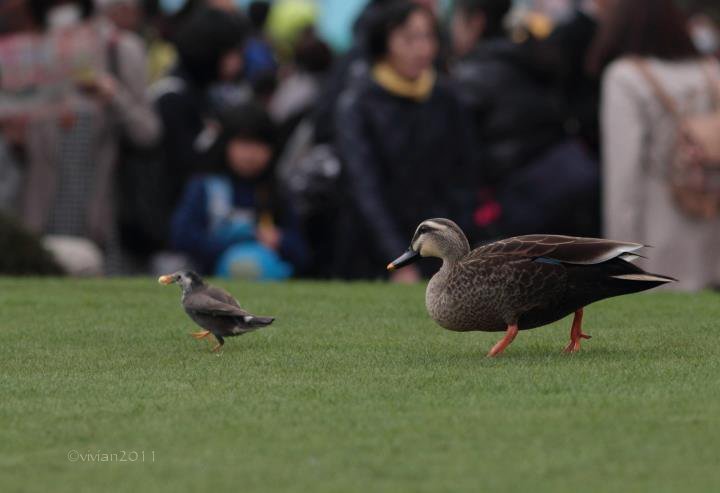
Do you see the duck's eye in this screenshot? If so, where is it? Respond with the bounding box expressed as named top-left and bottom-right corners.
top-left (418, 225), bottom-right (432, 235)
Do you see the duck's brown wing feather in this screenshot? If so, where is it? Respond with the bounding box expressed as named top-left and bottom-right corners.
top-left (466, 235), bottom-right (644, 265)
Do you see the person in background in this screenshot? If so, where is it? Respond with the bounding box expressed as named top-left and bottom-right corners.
top-left (451, 0), bottom-right (598, 238)
top-left (0, 0), bottom-right (36, 34)
top-left (170, 103), bottom-right (308, 280)
top-left (0, 0), bottom-right (36, 214)
top-left (138, 0), bottom-right (184, 83)
top-left (269, 27), bottom-right (333, 135)
top-left (243, 0), bottom-right (279, 102)
top-left (14, 0), bottom-right (159, 275)
top-left (96, 0), bottom-right (142, 32)
top-left (198, 0), bottom-right (277, 104)
top-left (537, 0), bottom-right (614, 156)
top-left (688, 13), bottom-right (720, 58)
top-left (451, 0), bottom-right (562, 187)
top-left (152, 7), bottom-right (249, 231)
top-left (269, 27), bottom-right (335, 279)
top-left (311, 0), bottom-right (394, 145)
top-left (589, 0), bottom-right (720, 291)
top-left (334, 0), bottom-right (475, 282)
top-left (312, 0), bottom-right (443, 145)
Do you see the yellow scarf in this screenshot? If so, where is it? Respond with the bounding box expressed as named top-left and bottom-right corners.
top-left (372, 62), bottom-right (436, 101)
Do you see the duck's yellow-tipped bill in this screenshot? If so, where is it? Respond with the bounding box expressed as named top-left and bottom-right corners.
top-left (158, 275), bottom-right (174, 285)
top-left (387, 248), bottom-right (420, 271)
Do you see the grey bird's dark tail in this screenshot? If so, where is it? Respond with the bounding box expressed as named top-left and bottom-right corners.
top-left (243, 316), bottom-right (275, 327)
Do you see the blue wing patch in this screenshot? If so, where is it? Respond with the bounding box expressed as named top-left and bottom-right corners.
top-left (533, 257), bottom-right (563, 266)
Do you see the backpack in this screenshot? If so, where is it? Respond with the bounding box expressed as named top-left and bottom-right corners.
top-left (635, 58), bottom-right (720, 219)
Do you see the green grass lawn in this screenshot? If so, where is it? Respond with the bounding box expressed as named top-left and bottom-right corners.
top-left (1, 278), bottom-right (719, 493)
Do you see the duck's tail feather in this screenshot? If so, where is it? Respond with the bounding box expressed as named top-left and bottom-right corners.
top-left (618, 252), bottom-right (647, 262)
top-left (611, 273), bottom-right (677, 283)
top-left (565, 258), bottom-right (676, 304)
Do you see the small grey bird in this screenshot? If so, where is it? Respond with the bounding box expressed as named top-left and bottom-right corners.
top-left (159, 271), bottom-right (274, 352)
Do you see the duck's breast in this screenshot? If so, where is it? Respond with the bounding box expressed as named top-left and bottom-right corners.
top-left (425, 265), bottom-right (507, 332)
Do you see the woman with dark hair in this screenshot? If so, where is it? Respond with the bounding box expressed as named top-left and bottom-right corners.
top-left (590, 0), bottom-right (720, 290)
top-left (312, 0), bottom-right (444, 145)
top-left (170, 102), bottom-right (307, 279)
top-left (334, 0), bottom-right (474, 281)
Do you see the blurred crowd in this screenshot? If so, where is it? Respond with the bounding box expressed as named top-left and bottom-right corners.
top-left (1, 0), bottom-right (720, 290)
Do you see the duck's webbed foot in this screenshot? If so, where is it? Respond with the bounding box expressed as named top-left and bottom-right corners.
top-left (564, 308), bottom-right (591, 353)
top-left (487, 323), bottom-right (519, 357)
top-left (190, 330), bottom-right (211, 339)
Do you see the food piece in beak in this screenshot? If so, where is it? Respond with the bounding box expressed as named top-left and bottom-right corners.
top-left (158, 275), bottom-right (174, 285)
top-left (387, 248), bottom-right (420, 271)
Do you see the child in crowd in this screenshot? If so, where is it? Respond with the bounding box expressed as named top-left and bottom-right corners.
top-left (170, 103), bottom-right (308, 280)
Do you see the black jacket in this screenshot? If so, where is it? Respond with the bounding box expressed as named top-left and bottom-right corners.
top-left (155, 69), bottom-right (207, 206)
top-left (542, 11), bottom-right (600, 154)
top-left (453, 38), bottom-right (567, 187)
top-left (334, 76), bottom-right (475, 278)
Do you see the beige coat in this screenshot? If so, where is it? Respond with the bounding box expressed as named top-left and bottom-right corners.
top-left (20, 19), bottom-right (160, 247)
top-left (601, 57), bottom-right (720, 291)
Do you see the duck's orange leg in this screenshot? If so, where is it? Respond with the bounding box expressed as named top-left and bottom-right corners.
top-left (564, 308), bottom-right (592, 353)
top-left (487, 324), bottom-right (519, 357)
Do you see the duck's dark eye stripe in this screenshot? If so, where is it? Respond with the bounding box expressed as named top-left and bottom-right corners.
top-left (418, 225), bottom-right (432, 235)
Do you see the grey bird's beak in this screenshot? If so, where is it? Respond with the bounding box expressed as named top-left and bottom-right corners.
top-left (158, 275), bottom-right (175, 285)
